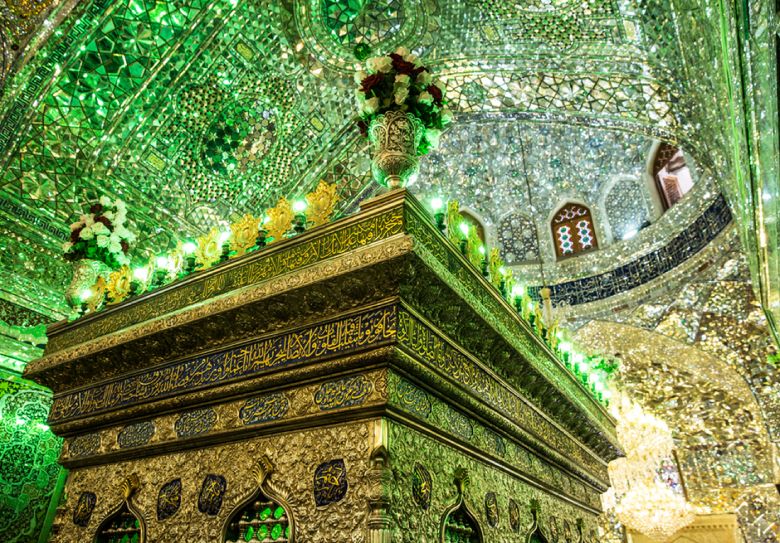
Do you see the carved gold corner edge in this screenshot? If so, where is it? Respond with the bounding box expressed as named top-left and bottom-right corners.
top-left (395, 301), bottom-right (612, 473)
top-left (402, 205), bottom-right (618, 447)
top-left (43, 195), bottom-right (409, 354)
top-left (59, 365), bottom-right (391, 466)
top-left (386, 344), bottom-right (609, 488)
top-left (384, 376), bottom-right (605, 514)
top-left (28, 228), bottom-right (414, 378)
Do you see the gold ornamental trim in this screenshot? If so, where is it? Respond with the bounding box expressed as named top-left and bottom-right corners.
top-left (44, 203), bottom-right (405, 354)
top-left (49, 305), bottom-right (397, 423)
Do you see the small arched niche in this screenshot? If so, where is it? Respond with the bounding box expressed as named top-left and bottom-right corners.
top-left (440, 468), bottom-right (483, 543)
top-left (223, 456), bottom-right (295, 543)
top-left (93, 474), bottom-right (145, 543)
top-left (525, 500), bottom-right (550, 543)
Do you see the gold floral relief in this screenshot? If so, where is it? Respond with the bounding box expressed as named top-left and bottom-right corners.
top-left (386, 421), bottom-right (601, 542)
top-left (266, 197), bottom-right (293, 243)
top-left (106, 266), bottom-right (132, 305)
top-left (230, 214), bottom-right (260, 256)
top-left (51, 422), bottom-right (376, 543)
top-left (306, 181), bottom-right (339, 227)
top-left (195, 227), bottom-right (222, 269)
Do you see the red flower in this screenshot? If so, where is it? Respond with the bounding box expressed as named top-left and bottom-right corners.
top-left (390, 53), bottom-right (425, 77)
top-left (89, 203), bottom-right (103, 214)
top-left (120, 240), bottom-right (129, 253)
top-left (95, 216), bottom-right (113, 229)
top-left (70, 228), bottom-right (82, 243)
top-left (357, 119), bottom-right (369, 137)
top-left (360, 74), bottom-right (384, 94)
top-left (427, 84), bottom-right (443, 105)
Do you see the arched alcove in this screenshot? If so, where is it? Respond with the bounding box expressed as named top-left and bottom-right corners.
top-left (601, 177), bottom-right (651, 241)
top-left (440, 469), bottom-right (483, 543)
top-left (94, 503), bottom-right (142, 543)
top-left (497, 212), bottom-right (539, 264)
top-left (222, 457), bottom-right (295, 543)
top-left (92, 476), bottom-right (145, 543)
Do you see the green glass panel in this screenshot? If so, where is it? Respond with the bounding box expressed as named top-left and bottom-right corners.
top-left (244, 525), bottom-right (254, 541)
top-left (273, 506), bottom-right (285, 519)
top-left (259, 506), bottom-right (272, 520)
top-left (271, 523), bottom-right (282, 539)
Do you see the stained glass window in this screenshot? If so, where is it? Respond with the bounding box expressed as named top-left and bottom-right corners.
top-left (443, 505), bottom-right (482, 543)
top-left (551, 203), bottom-right (598, 259)
top-left (224, 492), bottom-right (291, 543)
top-left (94, 504), bottom-right (141, 543)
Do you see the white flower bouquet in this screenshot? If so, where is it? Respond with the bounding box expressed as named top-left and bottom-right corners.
top-left (63, 196), bottom-right (135, 268)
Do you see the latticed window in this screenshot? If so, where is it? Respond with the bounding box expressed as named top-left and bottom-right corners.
top-left (443, 505), bottom-right (482, 543)
top-left (551, 203), bottom-right (598, 259)
top-left (224, 492), bottom-right (291, 543)
top-left (94, 504), bottom-right (141, 543)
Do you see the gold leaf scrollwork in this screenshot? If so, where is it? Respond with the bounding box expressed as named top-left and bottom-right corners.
top-left (251, 455), bottom-right (275, 487)
top-left (230, 213), bottom-right (261, 256)
top-left (123, 473), bottom-right (140, 500)
top-left (196, 227), bottom-right (222, 269)
top-left (306, 181), bottom-right (339, 228)
top-left (266, 197), bottom-right (293, 243)
top-left (106, 265), bottom-right (132, 305)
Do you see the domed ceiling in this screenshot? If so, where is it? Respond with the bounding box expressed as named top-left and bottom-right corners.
top-left (0, 0), bottom-right (746, 320)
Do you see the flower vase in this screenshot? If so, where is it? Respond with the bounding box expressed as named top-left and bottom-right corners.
top-left (368, 110), bottom-right (425, 189)
top-left (65, 258), bottom-right (111, 309)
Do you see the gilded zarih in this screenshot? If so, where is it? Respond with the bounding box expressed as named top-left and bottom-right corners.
top-left (28, 190), bottom-right (619, 542)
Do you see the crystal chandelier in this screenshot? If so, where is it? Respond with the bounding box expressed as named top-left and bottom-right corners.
top-left (605, 398), bottom-right (696, 541)
top-left (615, 481), bottom-right (696, 541)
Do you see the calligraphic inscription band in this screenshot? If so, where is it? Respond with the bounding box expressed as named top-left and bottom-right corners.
top-left (50, 306), bottom-right (398, 423)
top-left (47, 207), bottom-right (405, 353)
top-left (313, 375), bottom-right (373, 411)
top-left (239, 392), bottom-right (290, 425)
top-left (396, 309), bottom-right (601, 474)
top-left (394, 378), bottom-right (432, 419)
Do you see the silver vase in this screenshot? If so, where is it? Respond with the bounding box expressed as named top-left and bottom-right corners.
top-left (368, 110), bottom-right (425, 189)
top-left (65, 258), bottom-right (111, 308)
